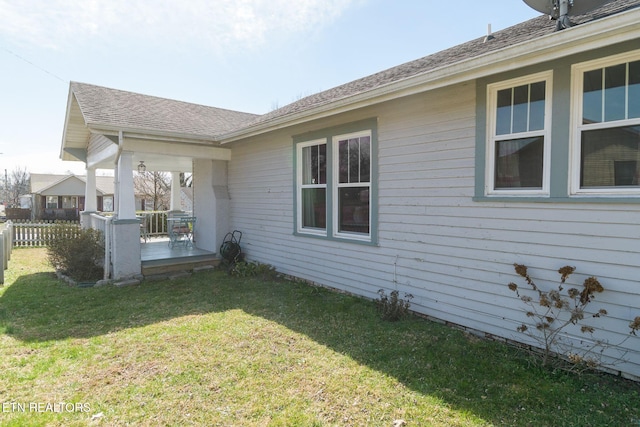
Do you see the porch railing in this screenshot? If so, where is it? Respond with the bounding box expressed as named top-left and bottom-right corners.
top-left (138, 211), bottom-right (171, 237)
top-left (89, 211), bottom-right (179, 281)
top-left (99, 211), bottom-right (172, 238)
top-left (89, 214), bottom-right (112, 281)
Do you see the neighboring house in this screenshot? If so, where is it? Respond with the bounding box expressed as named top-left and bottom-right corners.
top-left (29, 174), bottom-right (114, 220)
top-left (60, 1), bottom-right (640, 379)
top-left (30, 173), bottom-right (188, 217)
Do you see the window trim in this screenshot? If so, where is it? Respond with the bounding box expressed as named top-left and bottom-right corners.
top-left (46, 196), bottom-right (59, 209)
top-left (570, 50), bottom-right (640, 196)
top-left (293, 118), bottom-right (378, 245)
top-left (331, 130), bottom-right (372, 242)
top-left (296, 138), bottom-right (328, 236)
top-left (485, 70), bottom-right (553, 197)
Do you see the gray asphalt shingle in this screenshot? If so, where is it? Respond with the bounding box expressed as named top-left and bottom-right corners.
top-left (71, 82), bottom-right (259, 138)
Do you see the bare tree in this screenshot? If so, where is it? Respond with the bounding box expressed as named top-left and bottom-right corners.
top-left (180, 172), bottom-right (192, 188)
top-left (3, 167), bottom-right (30, 207)
top-left (133, 171), bottom-right (171, 211)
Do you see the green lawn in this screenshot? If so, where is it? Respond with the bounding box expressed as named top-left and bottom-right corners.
top-left (0, 248), bottom-right (638, 426)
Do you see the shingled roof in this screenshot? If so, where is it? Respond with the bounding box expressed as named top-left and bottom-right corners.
top-left (30, 173), bottom-right (114, 195)
top-left (70, 81), bottom-right (259, 139)
top-left (248, 0), bottom-right (639, 129)
top-left (65, 0), bottom-right (640, 145)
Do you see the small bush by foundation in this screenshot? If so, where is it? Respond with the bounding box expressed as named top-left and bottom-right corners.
top-left (229, 260), bottom-right (279, 281)
top-left (376, 289), bottom-right (413, 321)
top-left (47, 225), bottom-right (104, 282)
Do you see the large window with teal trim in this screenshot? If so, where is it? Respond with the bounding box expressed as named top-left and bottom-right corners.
top-left (571, 51), bottom-right (640, 195)
top-left (297, 139), bottom-right (327, 235)
top-left (333, 131), bottom-right (371, 238)
top-left (486, 71), bottom-right (552, 196)
top-left (294, 119), bottom-right (376, 243)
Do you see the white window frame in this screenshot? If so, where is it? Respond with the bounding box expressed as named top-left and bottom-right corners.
top-left (485, 71), bottom-right (553, 196)
top-left (62, 196), bottom-right (77, 209)
top-left (332, 130), bottom-right (372, 242)
top-left (46, 196), bottom-right (58, 209)
top-left (570, 50), bottom-right (640, 196)
top-left (296, 139), bottom-right (327, 236)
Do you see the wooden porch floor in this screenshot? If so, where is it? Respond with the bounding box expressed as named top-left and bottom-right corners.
top-left (141, 238), bottom-right (220, 276)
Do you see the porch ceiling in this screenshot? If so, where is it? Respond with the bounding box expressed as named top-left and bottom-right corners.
top-left (83, 134), bottom-right (200, 172)
top-left (130, 151), bottom-right (195, 173)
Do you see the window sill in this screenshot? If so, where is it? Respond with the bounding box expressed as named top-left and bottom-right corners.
top-left (473, 195), bottom-right (640, 204)
top-left (294, 231), bottom-right (378, 246)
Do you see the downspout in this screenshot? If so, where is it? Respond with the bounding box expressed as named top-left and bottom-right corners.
top-left (114, 131), bottom-right (124, 217)
top-left (103, 130), bottom-right (123, 280)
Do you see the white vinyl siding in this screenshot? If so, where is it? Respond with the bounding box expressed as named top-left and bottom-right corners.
top-left (228, 83), bottom-right (640, 379)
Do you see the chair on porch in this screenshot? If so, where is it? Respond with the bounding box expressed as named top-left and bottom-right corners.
top-left (138, 214), bottom-right (150, 243)
top-left (168, 213), bottom-right (196, 248)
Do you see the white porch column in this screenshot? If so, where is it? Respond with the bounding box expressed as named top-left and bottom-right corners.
top-left (85, 167), bottom-right (98, 211)
top-left (110, 147), bottom-right (142, 280)
top-left (193, 159), bottom-right (229, 253)
top-left (81, 166), bottom-right (98, 229)
top-left (170, 171), bottom-right (182, 211)
top-left (116, 150), bottom-right (136, 220)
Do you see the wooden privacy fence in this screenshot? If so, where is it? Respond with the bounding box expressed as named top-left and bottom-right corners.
top-left (0, 221), bottom-right (13, 284)
top-left (11, 220), bottom-right (81, 248)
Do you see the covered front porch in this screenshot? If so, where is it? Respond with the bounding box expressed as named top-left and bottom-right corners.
top-left (59, 82), bottom-right (257, 281)
top-left (85, 208), bottom-right (223, 280)
top-left (77, 153), bottom-right (230, 281)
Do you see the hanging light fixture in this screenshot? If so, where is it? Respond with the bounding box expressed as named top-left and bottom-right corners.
top-left (137, 161), bottom-right (146, 173)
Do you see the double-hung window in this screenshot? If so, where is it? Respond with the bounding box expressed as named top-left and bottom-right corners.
top-left (334, 132), bottom-right (371, 238)
top-left (297, 140), bottom-right (327, 235)
top-left (486, 71), bottom-right (552, 196)
top-left (571, 51), bottom-right (640, 195)
top-left (46, 196), bottom-right (58, 209)
top-left (295, 121), bottom-right (375, 243)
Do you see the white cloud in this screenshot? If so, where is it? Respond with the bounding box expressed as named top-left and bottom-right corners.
top-left (0, 0), bottom-right (360, 51)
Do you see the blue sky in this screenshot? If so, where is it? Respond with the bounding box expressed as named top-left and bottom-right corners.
top-left (0, 1), bottom-right (540, 175)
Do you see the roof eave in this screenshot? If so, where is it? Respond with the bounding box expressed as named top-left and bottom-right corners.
top-left (60, 91), bottom-right (86, 161)
top-left (85, 123), bottom-right (221, 145)
top-left (219, 7), bottom-right (640, 143)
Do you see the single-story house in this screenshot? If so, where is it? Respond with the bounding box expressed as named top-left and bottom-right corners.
top-left (29, 173), bottom-right (115, 220)
top-left (28, 173), bottom-right (191, 218)
top-left (60, 1), bottom-right (640, 379)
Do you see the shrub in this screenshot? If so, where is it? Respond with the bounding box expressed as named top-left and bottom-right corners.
top-left (376, 289), bottom-right (413, 321)
top-left (47, 225), bottom-right (104, 282)
top-left (229, 261), bottom-right (278, 281)
top-left (508, 263), bottom-right (639, 371)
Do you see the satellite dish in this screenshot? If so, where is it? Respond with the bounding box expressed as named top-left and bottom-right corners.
top-left (523, 0), bottom-right (608, 30)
